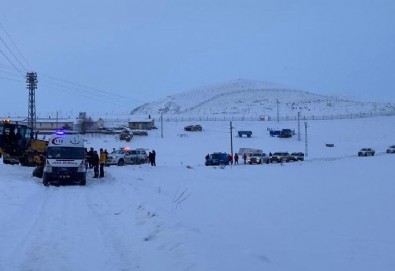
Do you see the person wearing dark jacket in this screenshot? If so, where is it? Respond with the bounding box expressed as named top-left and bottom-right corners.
top-left (234, 153), bottom-right (239, 164)
top-left (152, 150), bottom-right (156, 166)
top-left (87, 147), bottom-right (94, 168)
top-left (92, 150), bottom-right (99, 178)
top-left (148, 152), bottom-right (154, 166)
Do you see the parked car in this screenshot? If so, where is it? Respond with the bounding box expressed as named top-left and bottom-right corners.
top-left (270, 152), bottom-right (290, 163)
top-left (205, 152), bottom-right (229, 166)
top-left (269, 129), bottom-right (294, 138)
top-left (106, 148), bottom-right (149, 166)
top-left (238, 131), bottom-right (252, 137)
top-left (289, 152), bottom-right (305, 161)
top-left (184, 125), bottom-right (203, 132)
top-left (386, 145), bottom-right (395, 153)
top-left (358, 148), bottom-right (375, 156)
top-left (247, 153), bottom-right (269, 164)
top-left (119, 131), bottom-right (133, 142)
top-left (279, 129), bottom-right (293, 138)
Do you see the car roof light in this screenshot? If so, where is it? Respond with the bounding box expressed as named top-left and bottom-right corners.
top-left (54, 129), bottom-right (66, 135)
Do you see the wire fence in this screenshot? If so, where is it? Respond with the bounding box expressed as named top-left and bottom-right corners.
top-left (103, 111), bottom-right (395, 124)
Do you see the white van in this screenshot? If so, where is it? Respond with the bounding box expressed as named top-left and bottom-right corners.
top-left (43, 132), bottom-right (86, 186)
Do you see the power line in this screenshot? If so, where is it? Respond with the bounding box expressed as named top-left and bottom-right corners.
top-left (40, 73), bottom-right (146, 104)
top-left (0, 62), bottom-right (142, 106)
top-left (0, 68), bottom-right (23, 78)
top-left (0, 22), bottom-right (31, 70)
top-left (0, 34), bottom-right (27, 72)
top-left (40, 79), bottom-right (138, 107)
top-left (0, 75), bottom-right (24, 83)
top-left (0, 49), bottom-right (24, 77)
top-left (40, 80), bottom-right (136, 108)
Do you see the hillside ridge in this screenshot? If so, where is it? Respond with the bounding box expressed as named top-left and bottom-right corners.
top-left (130, 79), bottom-right (395, 117)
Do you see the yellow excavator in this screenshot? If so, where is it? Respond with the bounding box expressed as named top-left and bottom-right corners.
top-left (0, 119), bottom-right (48, 166)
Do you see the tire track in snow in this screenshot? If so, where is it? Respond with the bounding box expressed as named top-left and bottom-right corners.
top-left (3, 181), bottom-right (123, 271)
top-left (84, 174), bottom-right (141, 270)
top-left (1, 186), bottom-right (52, 271)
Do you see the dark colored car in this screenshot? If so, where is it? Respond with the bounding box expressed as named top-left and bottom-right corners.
top-left (205, 152), bottom-right (229, 166)
top-left (120, 132), bottom-right (133, 142)
top-left (185, 125), bottom-right (203, 132)
top-left (279, 129), bottom-right (293, 138)
top-left (358, 148), bottom-right (375, 156)
top-left (289, 152), bottom-right (304, 161)
top-left (238, 131), bottom-right (252, 137)
top-left (386, 145), bottom-right (395, 153)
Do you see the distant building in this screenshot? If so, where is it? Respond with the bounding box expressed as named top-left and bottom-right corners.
top-left (35, 118), bottom-right (75, 131)
top-left (128, 116), bottom-right (155, 130)
top-left (75, 112), bottom-right (105, 133)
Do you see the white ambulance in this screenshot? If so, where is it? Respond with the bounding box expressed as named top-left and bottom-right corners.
top-left (43, 131), bottom-right (86, 186)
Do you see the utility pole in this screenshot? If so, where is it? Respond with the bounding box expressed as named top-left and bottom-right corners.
top-left (26, 72), bottom-right (38, 132)
top-left (230, 121), bottom-right (233, 162)
top-left (276, 99), bottom-right (279, 123)
top-left (297, 112), bottom-right (301, 141)
top-left (305, 122), bottom-right (308, 157)
top-left (160, 112), bottom-right (163, 138)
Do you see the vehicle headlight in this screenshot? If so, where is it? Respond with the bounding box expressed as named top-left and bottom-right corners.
top-left (78, 160), bottom-right (86, 172)
top-left (44, 160), bottom-right (52, 173)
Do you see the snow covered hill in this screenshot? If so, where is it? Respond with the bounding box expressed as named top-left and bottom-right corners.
top-left (130, 79), bottom-right (395, 118)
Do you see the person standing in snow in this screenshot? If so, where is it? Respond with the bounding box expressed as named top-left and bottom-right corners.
top-left (148, 152), bottom-right (154, 166)
top-left (242, 153), bottom-right (247, 164)
top-left (99, 148), bottom-right (106, 177)
top-left (234, 153), bottom-right (239, 164)
top-left (152, 150), bottom-right (156, 166)
top-left (227, 154), bottom-right (233, 165)
top-left (87, 147), bottom-right (94, 168)
top-left (92, 150), bottom-right (99, 178)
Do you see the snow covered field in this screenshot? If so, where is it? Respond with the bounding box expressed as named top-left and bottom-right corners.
top-left (1, 116), bottom-right (395, 271)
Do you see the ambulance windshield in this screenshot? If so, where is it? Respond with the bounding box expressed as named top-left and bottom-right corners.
top-left (47, 147), bottom-right (85, 159)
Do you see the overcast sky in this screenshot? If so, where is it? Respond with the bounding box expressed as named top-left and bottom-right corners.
top-left (1, 0), bottom-right (394, 116)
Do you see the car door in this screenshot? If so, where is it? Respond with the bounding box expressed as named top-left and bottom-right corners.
top-left (124, 151), bottom-right (133, 164)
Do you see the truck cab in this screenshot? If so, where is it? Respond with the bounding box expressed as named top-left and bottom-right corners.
top-left (43, 131), bottom-right (86, 186)
top-left (0, 120), bottom-right (33, 164)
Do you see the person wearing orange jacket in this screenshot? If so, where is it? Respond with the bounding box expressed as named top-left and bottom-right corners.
top-left (99, 148), bottom-right (106, 178)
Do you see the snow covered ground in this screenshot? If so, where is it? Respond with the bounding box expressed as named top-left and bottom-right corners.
top-left (1, 116), bottom-right (395, 271)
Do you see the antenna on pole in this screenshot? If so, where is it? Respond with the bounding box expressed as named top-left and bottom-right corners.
top-left (304, 122), bottom-right (308, 157)
top-left (26, 72), bottom-right (38, 132)
top-left (276, 99), bottom-right (280, 123)
top-left (160, 112), bottom-right (163, 138)
top-left (298, 112), bottom-right (301, 141)
top-left (230, 121), bottom-right (234, 164)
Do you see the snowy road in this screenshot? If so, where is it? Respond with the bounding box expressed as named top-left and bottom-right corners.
top-left (1, 118), bottom-right (395, 270)
top-left (1, 169), bottom-right (139, 271)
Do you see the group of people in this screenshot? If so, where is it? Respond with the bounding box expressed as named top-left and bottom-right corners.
top-left (86, 147), bottom-right (108, 178)
top-left (204, 152), bottom-right (261, 165)
top-left (227, 153), bottom-right (242, 165)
